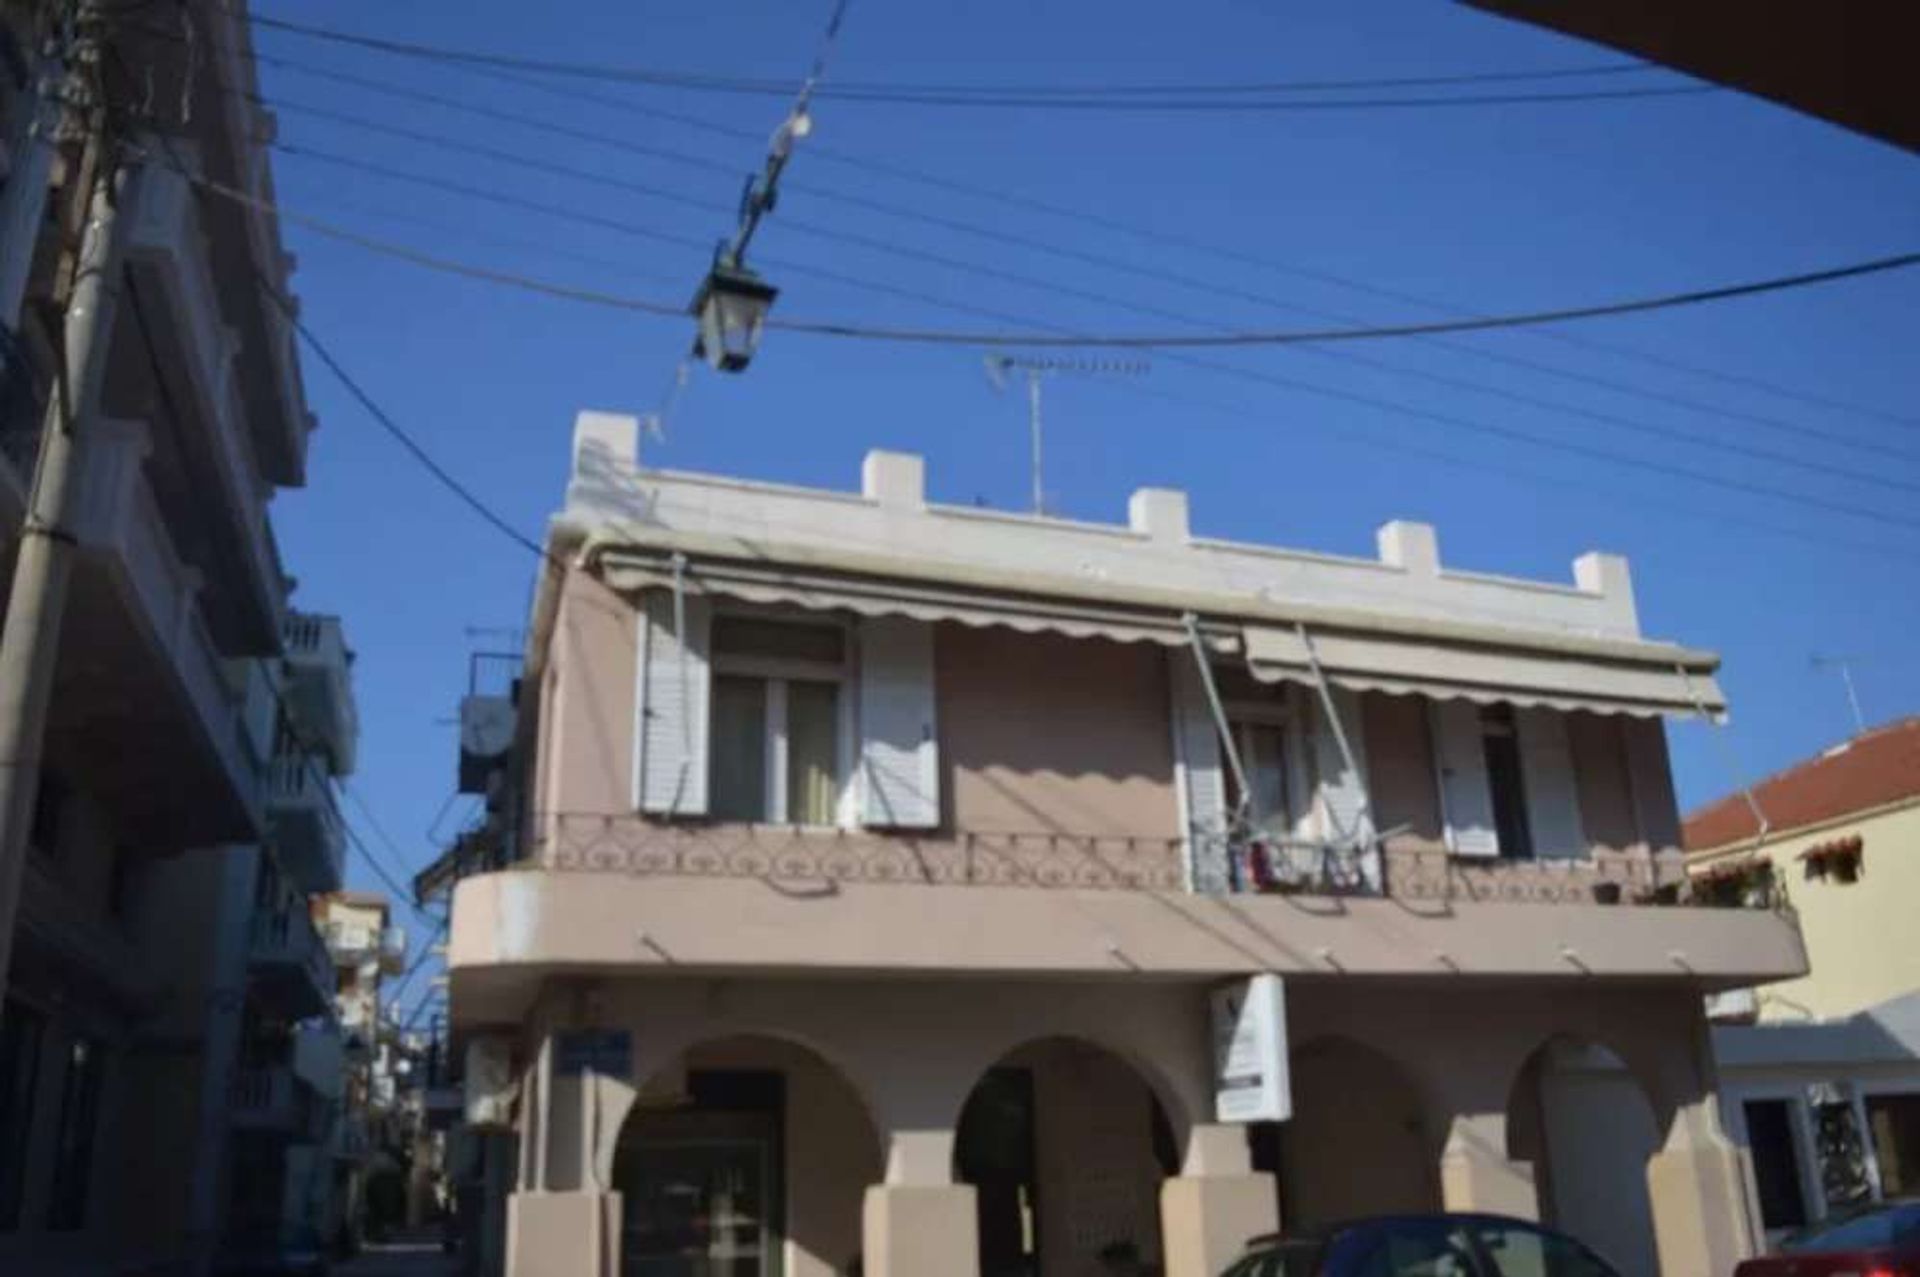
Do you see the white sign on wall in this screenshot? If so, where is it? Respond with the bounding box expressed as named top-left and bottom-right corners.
top-left (1211, 973), bottom-right (1291, 1124)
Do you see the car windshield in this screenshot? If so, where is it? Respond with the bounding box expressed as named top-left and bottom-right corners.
top-left (1227, 1240), bottom-right (1326, 1277)
top-left (1784, 1202), bottom-right (1920, 1252)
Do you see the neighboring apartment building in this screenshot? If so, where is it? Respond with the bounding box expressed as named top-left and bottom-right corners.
top-left (320, 890), bottom-right (408, 1245)
top-left (1686, 719), bottom-right (1920, 1240)
top-left (443, 413), bottom-right (1807, 1277)
top-left (0, 4), bottom-right (361, 1273)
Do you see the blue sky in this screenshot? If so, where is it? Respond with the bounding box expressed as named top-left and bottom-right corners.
top-left (253, 1), bottom-right (1920, 1018)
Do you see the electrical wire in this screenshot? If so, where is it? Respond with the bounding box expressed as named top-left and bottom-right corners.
top-left (229, 86), bottom-right (1920, 491)
top-left (131, 16), bottom-right (1917, 453)
top-left (235, 10), bottom-right (1708, 111)
top-left (167, 159), bottom-right (1920, 539)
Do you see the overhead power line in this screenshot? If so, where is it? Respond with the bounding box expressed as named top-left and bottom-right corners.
top-left (220, 31), bottom-right (1917, 441)
top-left (237, 11), bottom-right (1705, 111)
top-left (170, 158), bottom-right (1920, 542)
top-left (137, 18), bottom-right (1915, 444)
top-left (226, 76), bottom-right (1920, 484)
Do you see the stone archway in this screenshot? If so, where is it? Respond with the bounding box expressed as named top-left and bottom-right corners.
top-left (954, 1036), bottom-right (1181, 1277)
top-left (1277, 1035), bottom-right (1441, 1229)
top-left (1507, 1035), bottom-right (1662, 1277)
top-left (613, 1033), bottom-right (883, 1277)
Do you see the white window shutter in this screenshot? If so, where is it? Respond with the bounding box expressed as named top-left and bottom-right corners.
top-left (1517, 707), bottom-right (1586, 860)
top-left (1431, 700), bottom-right (1499, 857)
top-left (858, 617), bottom-right (940, 828)
top-left (634, 591), bottom-right (711, 816)
top-left (1311, 687), bottom-right (1371, 846)
top-left (1169, 654), bottom-right (1230, 893)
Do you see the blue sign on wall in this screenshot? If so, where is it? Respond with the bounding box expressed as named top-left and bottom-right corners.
top-left (554, 1028), bottom-right (632, 1078)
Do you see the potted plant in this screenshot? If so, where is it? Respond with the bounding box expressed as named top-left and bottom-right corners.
top-left (1591, 881), bottom-right (1623, 905)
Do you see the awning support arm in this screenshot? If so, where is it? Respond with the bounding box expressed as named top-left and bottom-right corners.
top-left (1677, 662), bottom-right (1770, 850)
top-left (1296, 622), bottom-right (1376, 846)
top-left (1183, 613), bottom-right (1251, 827)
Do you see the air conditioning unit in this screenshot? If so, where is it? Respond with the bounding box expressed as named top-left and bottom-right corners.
top-left (465, 1035), bottom-right (517, 1130)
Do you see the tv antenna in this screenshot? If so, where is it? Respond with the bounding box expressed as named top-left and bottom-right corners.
top-left (985, 353), bottom-right (1147, 515)
top-left (1810, 653), bottom-right (1869, 736)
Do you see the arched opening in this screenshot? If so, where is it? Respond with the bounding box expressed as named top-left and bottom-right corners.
top-left (1275, 1036), bottom-right (1440, 1228)
top-left (614, 1034), bottom-right (881, 1277)
top-left (1507, 1036), bottom-right (1662, 1277)
top-left (955, 1036), bottom-right (1181, 1277)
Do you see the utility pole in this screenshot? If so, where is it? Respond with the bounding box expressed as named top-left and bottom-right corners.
top-left (985, 353), bottom-right (1148, 515)
top-left (1810, 654), bottom-right (1868, 737)
top-left (0, 2), bottom-right (132, 1010)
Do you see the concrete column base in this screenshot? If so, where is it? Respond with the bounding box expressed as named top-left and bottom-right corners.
top-left (506, 1190), bottom-right (620, 1277)
top-left (1647, 1138), bottom-right (1758, 1277)
top-left (1439, 1150), bottom-right (1538, 1220)
top-left (863, 1183), bottom-right (978, 1277)
top-left (1160, 1174), bottom-right (1279, 1277)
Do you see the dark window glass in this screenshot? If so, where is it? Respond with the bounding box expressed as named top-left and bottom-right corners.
top-left (46, 1036), bottom-right (104, 1231)
top-left (1867, 1092), bottom-right (1920, 1198)
top-left (1481, 708), bottom-right (1534, 860)
top-left (1353, 1221), bottom-right (1478, 1277)
top-left (710, 675), bottom-right (769, 822)
top-left (1473, 1219), bottom-right (1620, 1277)
top-left (0, 1002), bottom-right (46, 1230)
top-left (1786, 1202), bottom-right (1920, 1253)
top-left (28, 771), bottom-right (65, 858)
top-left (1745, 1099), bottom-right (1808, 1229)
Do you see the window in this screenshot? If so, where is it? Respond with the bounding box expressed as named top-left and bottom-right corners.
top-left (1868, 1093), bottom-right (1920, 1198)
top-left (0, 1002), bottom-right (45, 1231)
top-left (1353, 1220), bottom-right (1478, 1277)
top-left (46, 1036), bottom-right (103, 1231)
top-left (1224, 721), bottom-right (1297, 838)
top-left (28, 771), bottom-right (65, 859)
top-left (1471, 1219), bottom-right (1617, 1277)
top-left (708, 616), bottom-right (847, 826)
top-left (1745, 1098), bottom-right (1809, 1230)
top-left (1479, 707), bottom-right (1534, 860)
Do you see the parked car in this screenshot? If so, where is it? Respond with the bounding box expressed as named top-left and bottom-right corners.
top-left (1223, 1213), bottom-right (1620, 1277)
top-left (1735, 1200), bottom-right (1920, 1277)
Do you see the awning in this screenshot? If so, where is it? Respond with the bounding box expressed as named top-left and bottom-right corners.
top-left (590, 539), bottom-right (1725, 719)
top-left (596, 545), bottom-right (1203, 648)
top-left (1243, 624), bottom-right (1725, 720)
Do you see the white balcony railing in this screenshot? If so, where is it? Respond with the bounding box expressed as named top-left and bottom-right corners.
top-left (249, 898), bottom-right (334, 1017)
top-left (124, 157), bottom-right (283, 639)
top-left (229, 1064), bottom-right (320, 1137)
top-left (282, 612), bottom-right (358, 775)
top-left (265, 755), bottom-right (345, 894)
top-left (73, 420), bottom-right (259, 832)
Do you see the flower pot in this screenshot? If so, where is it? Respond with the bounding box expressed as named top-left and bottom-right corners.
top-left (1592, 881), bottom-right (1623, 905)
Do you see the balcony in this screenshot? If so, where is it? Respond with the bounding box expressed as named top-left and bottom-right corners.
top-left (249, 899), bottom-right (334, 1020)
top-left (48, 419), bottom-right (261, 848)
top-left (445, 817), bottom-right (1808, 1017)
top-left (282, 613), bottom-right (358, 775)
top-left (324, 918), bottom-right (407, 975)
top-left (266, 755), bottom-right (345, 894)
top-left (229, 1064), bottom-right (325, 1139)
top-left (120, 157), bottom-right (284, 654)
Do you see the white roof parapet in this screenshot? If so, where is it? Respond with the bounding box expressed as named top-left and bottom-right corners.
top-left (565, 439), bottom-right (1657, 647)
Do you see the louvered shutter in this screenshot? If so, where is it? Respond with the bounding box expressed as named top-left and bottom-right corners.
top-left (1431, 700), bottom-right (1500, 857)
top-left (1170, 654), bottom-right (1230, 893)
top-left (1312, 687), bottom-right (1371, 846)
top-left (858, 617), bottom-right (940, 828)
top-left (1517, 707), bottom-right (1586, 859)
top-left (634, 591), bottom-right (711, 816)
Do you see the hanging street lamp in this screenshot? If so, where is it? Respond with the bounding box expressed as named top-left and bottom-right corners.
top-left (691, 254), bottom-right (779, 374)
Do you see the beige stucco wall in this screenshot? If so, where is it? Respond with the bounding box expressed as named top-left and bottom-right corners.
top-left (939, 627), bottom-right (1178, 838)
top-left (1282, 1037), bottom-right (1439, 1226)
top-left (1533, 1043), bottom-right (1662, 1277)
top-left (1697, 799), bottom-right (1920, 1022)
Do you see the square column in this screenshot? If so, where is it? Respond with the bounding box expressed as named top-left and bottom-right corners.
top-left (864, 1184), bottom-right (979, 1277)
top-left (506, 1190), bottom-right (620, 1277)
top-left (1647, 1108), bottom-right (1760, 1277)
top-left (1439, 1112), bottom-right (1538, 1220)
top-left (1161, 1123), bottom-right (1279, 1277)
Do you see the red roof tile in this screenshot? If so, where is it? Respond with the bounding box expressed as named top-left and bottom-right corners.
top-left (1684, 718), bottom-right (1920, 850)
